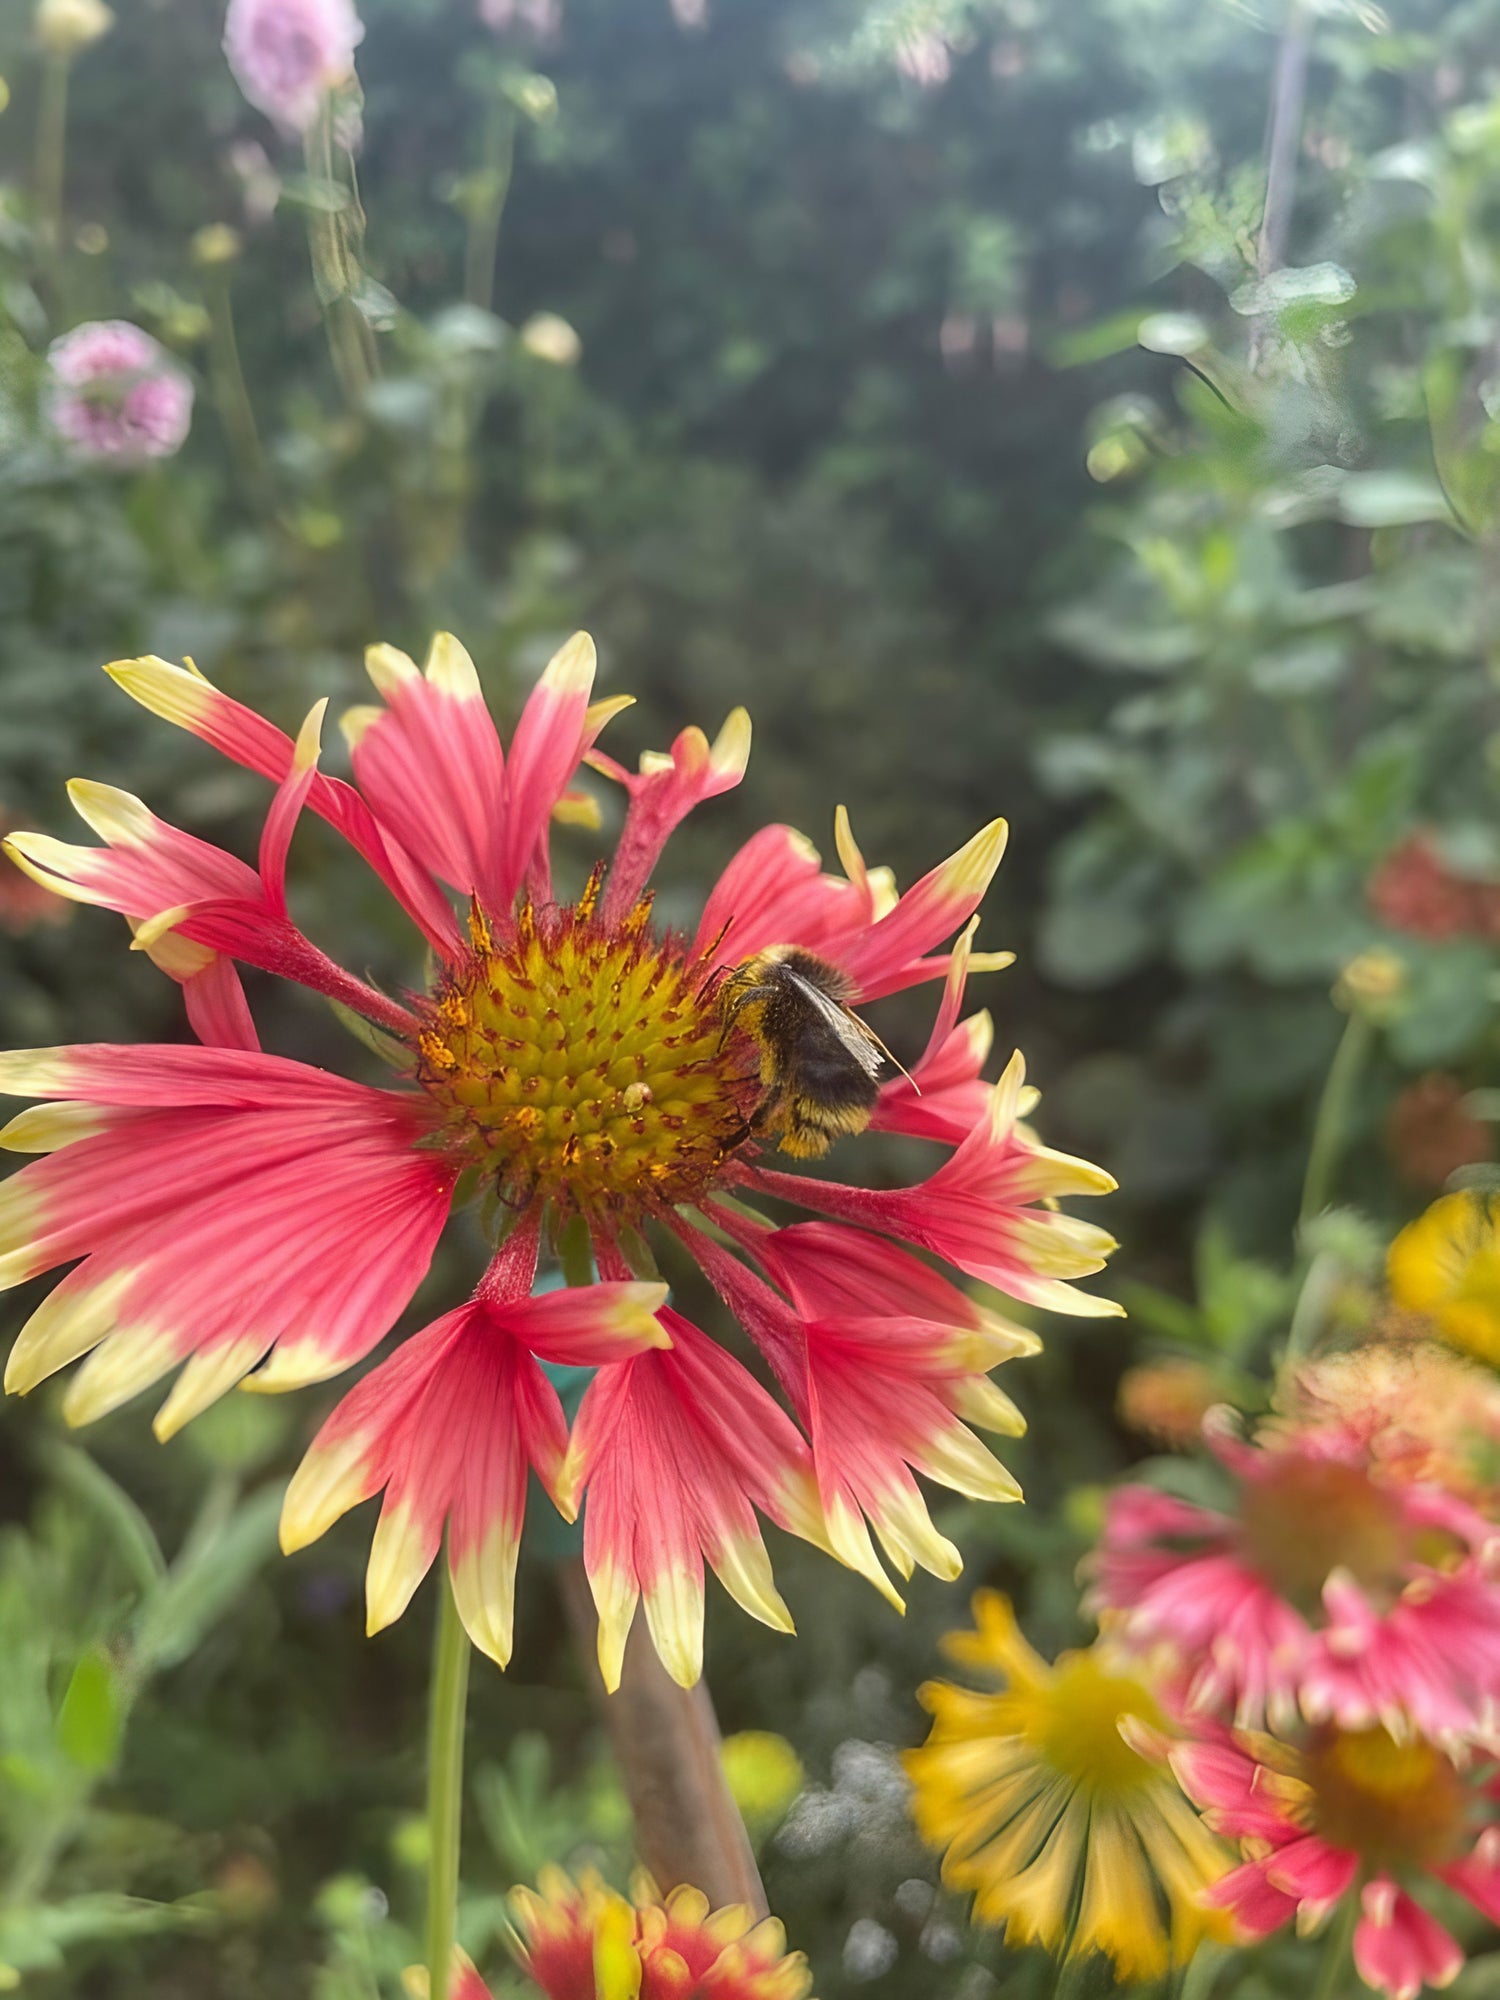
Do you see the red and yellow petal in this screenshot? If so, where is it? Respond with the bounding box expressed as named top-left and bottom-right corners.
top-left (0, 1049), bottom-right (454, 1426)
top-left (564, 1309), bottom-right (825, 1691)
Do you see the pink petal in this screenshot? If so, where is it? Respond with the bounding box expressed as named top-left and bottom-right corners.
top-left (1, 1072), bottom-right (454, 1423)
top-left (837, 819), bottom-right (1007, 1001)
top-left (565, 1307), bottom-right (821, 1691)
top-left (494, 633), bottom-right (596, 908)
top-left (1354, 1883), bottom-right (1463, 2000)
top-left (104, 654), bottom-right (460, 957)
top-left (348, 636), bottom-right (508, 911)
top-left (595, 708), bottom-right (750, 924)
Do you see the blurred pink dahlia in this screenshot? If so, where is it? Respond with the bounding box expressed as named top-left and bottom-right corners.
top-left (0, 632), bottom-right (1117, 1686)
top-left (223, 0), bottom-right (363, 133)
top-left (1087, 1414), bottom-right (1500, 1742)
top-left (1175, 1723), bottom-right (1500, 2000)
top-left (44, 321), bottom-right (193, 464)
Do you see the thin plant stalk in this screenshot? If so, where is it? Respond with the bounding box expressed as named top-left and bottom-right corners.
top-left (1308, 1892), bottom-right (1358, 2000)
top-left (464, 102), bottom-right (516, 313)
top-left (424, 1566), bottom-right (471, 2000)
top-left (1298, 1010), bottom-right (1373, 1233)
top-left (205, 270), bottom-right (271, 508)
top-left (1249, 0), bottom-right (1312, 370)
top-left (34, 53), bottom-right (70, 252)
top-left (302, 96), bottom-right (379, 406)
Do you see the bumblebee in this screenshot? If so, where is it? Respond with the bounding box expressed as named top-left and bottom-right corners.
top-left (719, 945), bottom-right (899, 1159)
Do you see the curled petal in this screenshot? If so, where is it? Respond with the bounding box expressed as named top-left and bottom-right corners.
top-left (594, 707), bottom-right (751, 923)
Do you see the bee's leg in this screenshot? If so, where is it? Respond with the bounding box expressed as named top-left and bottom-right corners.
top-left (716, 982), bottom-right (775, 1050)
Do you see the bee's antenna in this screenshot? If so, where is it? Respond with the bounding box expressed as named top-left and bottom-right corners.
top-left (853, 1012), bottom-right (920, 1095)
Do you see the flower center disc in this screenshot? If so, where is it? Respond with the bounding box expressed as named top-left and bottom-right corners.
top-left (1238, 1458), bottom-right (1409, 1611)
top-left (413, 900), bottom-right (753, 1222)
top-left (1305, 1727), bottom-right (1468, 1872)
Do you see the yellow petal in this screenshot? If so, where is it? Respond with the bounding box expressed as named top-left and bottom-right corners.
top-left (62, 1323), bottom-right (179, 1426)
top-left (449, 1522), bottom-right (519, 1668)
top-left (280, 1433), bottom-right (376, 1553)
top-left (365, 1496), bottom-right (436, 1634)
top-left (103, 655), bottom-right (215, 728)
top-left (5, 1266), bottom-right (133, 1393)
top-left (642, 1565), bottom-right (706, 1689)
top-left (153, 1335), bottom-right (268, 1439)
top-left (424, 632), bottom-right (483, 700)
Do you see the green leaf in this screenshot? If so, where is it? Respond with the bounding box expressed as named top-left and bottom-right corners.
top-left (1336, 471), bottom-right (1454, 527)
top-left (40, 1443), bottom-right (166, 1595)
top-left (1137, 311), bottom-right (1210, 356)
top-left (55, 1648), bottom-right (122, 1774)
top-left (276, 174), bottom-right (351, 215)
top-left (133, 1487), bottom-right (282, 1673)
top-left (1228, 263), bottom-right (1356, 314)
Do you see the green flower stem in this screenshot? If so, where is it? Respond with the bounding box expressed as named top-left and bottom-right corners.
top-left (205, 270), bottom-right (271, 509)
top-left (302, 99), bottom-right (378, 407)
top-left (463, 100), bottom-right (516, 313)
top-left (424, 1565), bottom-right (471, 2000)
top-left (1309, 1893), bottom-right (1358, 2000)
top-left (1298, 1010), bottom-right (1373, 1235)
top-left (34, 53), bottom-right (70, 252)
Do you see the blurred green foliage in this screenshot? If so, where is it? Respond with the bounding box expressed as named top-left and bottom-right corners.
top-left (3, 0), bottom-right (1500, 1993)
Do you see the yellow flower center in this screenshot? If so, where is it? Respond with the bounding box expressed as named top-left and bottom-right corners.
top-left (412, 893), bottom-right (753, 1222)
top-left (1304, 1727), bottom-right (1469, 1872)
top-left (1238, 1458), bottom-right (1410, 1613)
top-left (1025, 1654), bottom-right (1164, 1799)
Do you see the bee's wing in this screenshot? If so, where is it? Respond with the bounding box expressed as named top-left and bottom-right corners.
top-left (783, 967), bottom-right (887, 1079)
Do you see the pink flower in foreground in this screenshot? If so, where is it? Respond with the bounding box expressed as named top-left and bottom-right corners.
top-left (223, 0), bottom-right (363, 133)
top-left (1175, 1724), bottom-right (1500, 2000)
top-left (45, 322), bottom-right (193, 464)
top-left (0, 631), bottom-right (1117, 1685)
top-left (1087, 1416), bottom-right (1500, 1742)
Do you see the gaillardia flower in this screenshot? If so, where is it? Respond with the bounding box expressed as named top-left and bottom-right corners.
top-left (905, 1591), bottom-right (1230, 1983)
top-left (510, 1868), bottom-right (811, 2000)
top-left (1087, 1413), bottom-right (1500, 1742)
top-left (0, 632), bottom-right (1117, 1685)
top-left (1175, 1724), bottom-right (1500, 2000)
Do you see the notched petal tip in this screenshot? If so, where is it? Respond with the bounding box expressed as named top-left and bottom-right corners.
top-left (2, 833), bottom-right (93, 902)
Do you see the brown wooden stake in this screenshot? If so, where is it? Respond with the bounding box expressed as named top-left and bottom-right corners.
top-left (561, 1560), bottom-right (768, 1917)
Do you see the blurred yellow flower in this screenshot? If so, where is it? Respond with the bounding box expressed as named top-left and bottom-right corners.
top-left (904, 1591), bottom-right (1230, 1984)
top-left (521, 312), bottom-right (582, 366)
top-left (1388, 1191), bottom-right (1500, 1366)
top-left (34, 0), bottom-right (113, 56)
top-left (192, 224), bottom-right (244, 267)
top-left (721, 1730), bottom-right (804, 1833)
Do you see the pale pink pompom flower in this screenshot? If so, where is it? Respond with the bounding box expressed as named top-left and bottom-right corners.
top-left (223, 0), bottom-right (363, 134)
top-left (45, 321), bottom-right (193, 464)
